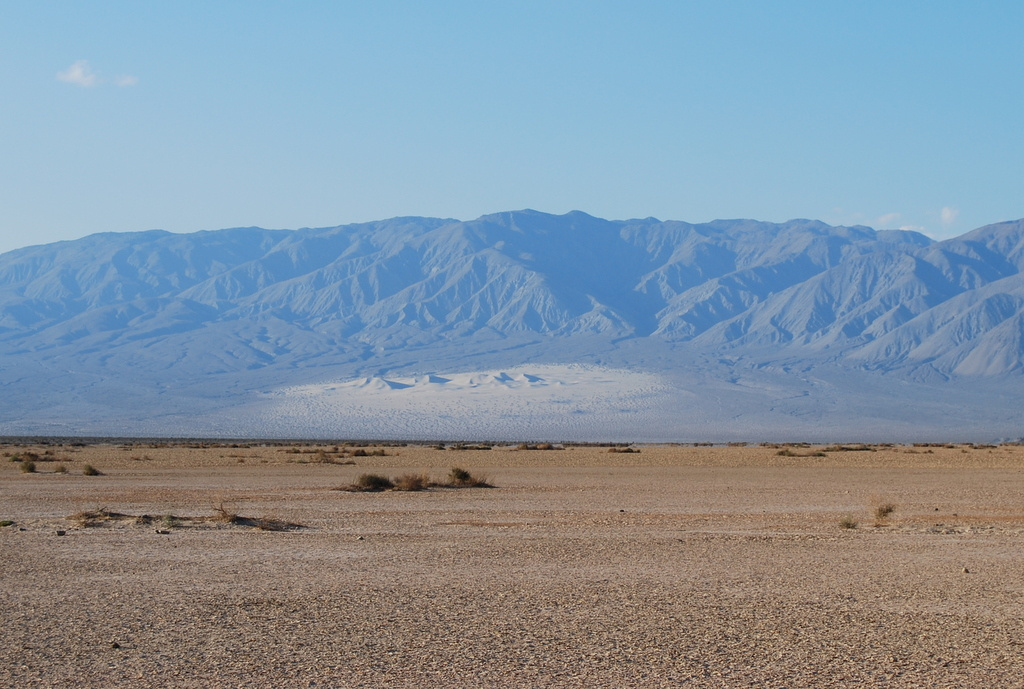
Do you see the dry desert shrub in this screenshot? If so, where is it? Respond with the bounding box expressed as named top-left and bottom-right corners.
top-left (345, 473), bottom-right (395, 492)
top-left (212, 503), bottom-right (301, 531)
top-left (839, 515), bottom-right (859, 530)
top-left (312, 449), bottom-right (356, 465)
top-left (350, 448), bottom-right (388, 457)
top-left (19, 460), bottom-right (36, 473)
top-left (212, 503), bottom-right (241, 524)
top-left (82, 464), bottom-right (102, 476)
top-left (393, 473), bottom-right (430, 491)
top-left (71, 508), bottom-right (131, 527)
top-left (446, 467), bottom-right (493, 488)
top-left (775, 448), bottom-right (826, 458)
top-left (335, 467), bottom-right (494, 492)
top-left (246, 516), bottom-right (303, 532)
top-left (874, 502), bottom-right (897, 524)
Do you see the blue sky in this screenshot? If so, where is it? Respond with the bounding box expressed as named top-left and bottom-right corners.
top-left (1, 1), bottom-right (1022, 254)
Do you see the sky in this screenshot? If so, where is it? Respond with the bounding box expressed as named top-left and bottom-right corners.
top-left (1, 1), bottom-right (1023, 255)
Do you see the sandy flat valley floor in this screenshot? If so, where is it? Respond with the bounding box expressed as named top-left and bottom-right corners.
top-left (4, 441), bottom-right (1024, 688)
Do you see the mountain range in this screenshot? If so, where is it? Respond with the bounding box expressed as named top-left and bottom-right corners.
top-left (1, 210), bottom-right (1021, 441)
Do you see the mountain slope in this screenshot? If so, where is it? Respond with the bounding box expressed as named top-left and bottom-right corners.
top-left (1, 211), bottom-right (1021, 439)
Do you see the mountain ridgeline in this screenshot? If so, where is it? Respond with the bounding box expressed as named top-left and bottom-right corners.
top-left (2, 210), bottom-right (1023, 380)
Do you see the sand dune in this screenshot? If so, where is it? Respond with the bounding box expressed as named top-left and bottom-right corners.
top-left (260, 365), bottom-right (682, 441)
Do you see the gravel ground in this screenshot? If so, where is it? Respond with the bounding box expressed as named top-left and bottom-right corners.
top-left (3, 442), bottom-right (1024, 687)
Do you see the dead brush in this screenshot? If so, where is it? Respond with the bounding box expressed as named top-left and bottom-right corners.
top-left (211, 503), bottom-right (302, 531)
top-left (336, 473), bottom-right (395, 492)
top-left (446, 467), bottom-right (493, 488)
top-left (70, 507), bottom-right (132, 527)
top-left (334, 468), bottom-right (496, 492)
top-left (245, 516), bottom-right (303, 532)
top-left (349, 448), bottom-right (388, 457)
top-left (311, 449), bottom-right (356, 465)
top-left (212, 502), bottom-right (242, 524)
top-left (775, 448), bottom-right (826, 458)
top-left (392, 473), bottom-right (430, 491)
top-left (873, 502), bottom-right (897, 525)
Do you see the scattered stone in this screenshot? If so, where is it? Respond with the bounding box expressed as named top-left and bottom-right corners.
top-left (155, 529), bottom-right (171, 535)
top-left (963, 567), bottom-right (970, 573)
top-left (110, 641), bottom-right (121, 649)
top-left (55, 530), bottom-right (66, 536)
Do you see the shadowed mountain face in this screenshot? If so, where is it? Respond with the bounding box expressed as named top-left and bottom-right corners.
top-left (1, 210), bottom-right (1022, 439)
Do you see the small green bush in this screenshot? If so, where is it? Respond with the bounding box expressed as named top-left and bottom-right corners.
top-left (82, 464), bottom-right (101, 476)
top-left (20, 460), bottom-right (36, 473)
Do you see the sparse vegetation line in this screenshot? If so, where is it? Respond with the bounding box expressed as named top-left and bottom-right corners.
top-left (336, 467), bottom-right (494, 492)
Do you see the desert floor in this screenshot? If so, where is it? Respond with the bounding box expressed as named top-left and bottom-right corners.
top-left (3, 440), bottom-right (1024, 688)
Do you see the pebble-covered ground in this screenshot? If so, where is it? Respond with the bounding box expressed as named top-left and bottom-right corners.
top-left (3, 441), bottom-right (1024, 687)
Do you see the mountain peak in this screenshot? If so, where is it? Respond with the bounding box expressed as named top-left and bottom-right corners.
top-left (1, 211), bottom-right (1022, 439)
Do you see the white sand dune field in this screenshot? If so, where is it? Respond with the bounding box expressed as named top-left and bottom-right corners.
top-left (257, 365), bottom-right (682, 441)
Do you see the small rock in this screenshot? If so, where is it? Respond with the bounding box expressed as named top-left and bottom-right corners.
top-left (55, 530), bottom-right (66, 536)
top-left (155, 529), bottom-right (171, 535)
top-left (357, 536), bottom-right (364, 540)
top-left (110, 641), bottom-right (121, 649)
top-left (962, 567), bottom-right (970, 574)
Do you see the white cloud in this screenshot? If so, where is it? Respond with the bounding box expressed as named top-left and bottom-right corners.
top-left (876, 212), bottom-right (902, 227)
top-left (941, 206), bottom-right (959, 226)
top-left (898, 224), bottom-right (927, 233)
top-left (56, 61), bottom-right (138, 88)
top-left (57, 60), bottom-right (98, 87)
